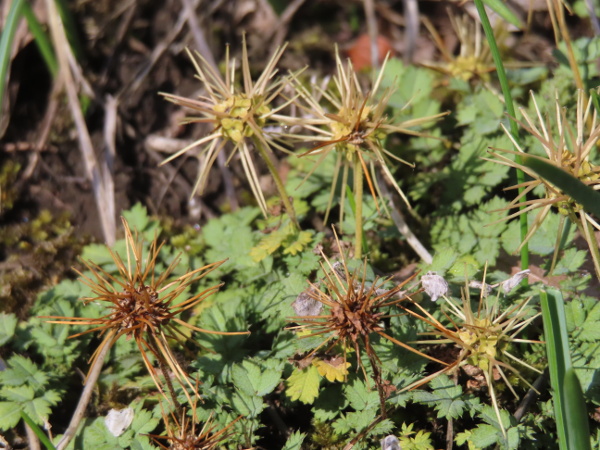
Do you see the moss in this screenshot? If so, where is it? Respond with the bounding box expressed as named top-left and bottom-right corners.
top-left (0, 209), bottom-right (86, 318)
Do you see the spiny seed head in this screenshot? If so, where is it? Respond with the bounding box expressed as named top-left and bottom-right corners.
top-left (43, 217), bottom-right (247, 405)
top-left (159, 34), bottom-right (297, 217)
top-left (488, 89), bottom-right (600, 258)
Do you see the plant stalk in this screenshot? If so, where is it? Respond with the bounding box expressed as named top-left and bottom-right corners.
top-left (474, 0), bottom-right (529, 272)
top-left (353, 154), bottom-right (364, 259)
top-left (56, 339), bottom-right (111, 450)
top-left (253, 137), bottom-right (300, 229)
top-left (579, 213), bottom-right (600, 281)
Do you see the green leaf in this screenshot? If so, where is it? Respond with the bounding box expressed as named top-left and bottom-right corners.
top-left (230, 390), bottom-right (265, 417)
top-left (313, 384), bottom-right (347, 421)
top-left (522, 155), bottom-right (600, 217)
top-left (580, 302), bottom-right (600, 341)
top-left (20, 410), bottom-right (57, 450)
top-left (554, 248), bottom-right (587, 275)
top-left (0, 312), bottom-right (17, 345)
top-left (456, 89), bottom-right (504, 133)
top-left (121, 202), bottom-right (160, 237)
top-left (564, 368), bottom-right (592, 450)
top-left (540, 288), bottom-right (574, 450)
top-left (231, 359), bottom-right (283, 397)
top-left (0, 0), bottom-right (25, 121)
top-left (282, 430), bottom-right (306, 450)
top-left (0, 355), bottom-right (48, 388)
top-left (411, 375), bottom-right (467, 420)
top-left (482, 0), bottom-right (523, 28)
top-left (0, 401), bottom-right (22, 430)
top-left (343, 378), bottom-right (379, 411)
top-left (332, 408), bottom-right (378, 436)
top-left (129, 404), bottom-right (159, 435)
top-left (285, 365), bottom-right (321, 404)
top-left (23, 397), bottom-right (54, 427)
top-left (1, 384), bottom-right (35, 402)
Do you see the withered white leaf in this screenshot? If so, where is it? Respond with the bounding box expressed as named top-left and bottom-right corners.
top-left (292, 287), bottom-right (323, 316)
top-left (381, 435), bottom-right (401, 450)
top-left (500, 269), bottom-right (530, 294)
top-left (105, 407), bottom-right (134, 437)
top-left (421, 271), bottom-right (449, 302)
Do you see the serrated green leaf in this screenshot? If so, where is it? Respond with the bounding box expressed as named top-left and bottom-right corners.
top-left (411, 375), bottom-right (467, 420)
top-left (232, 359), bottom-right (282, 397)
top-left (0, 313), bottom-right (17, 346)
top-left (456, 90), bottom-right (504, 133)
top-left (122, 202), bottom-right (160, 237)
top-left (579, 302), bottom-right (600, 341)
top-left (313, 384), bottom-right (347, 421)
top-left (343, 378), bottom-right (379, 411)
top-left (0, 401), bottom-right (22, 430)
top-left (554, 248), bottom-right (587, 275)
top-left (129, 406), bottom-right (159, 435)
top-left (332, 408), bottom-right (378, 436)
top-left (0, 355), bottom-right (48, 387)
top-left (1, 385), bottom-right (35, 402)
top-left (285, 366), bottom-right (320, 404)
top-left (283, 231), bottom-right (313, 255)
top-left (282, 430), bottom-right (306, 450)
top-left (230, 390), bottom-right (265, 417)
top-left (23, 397), bottom-right (53, 425)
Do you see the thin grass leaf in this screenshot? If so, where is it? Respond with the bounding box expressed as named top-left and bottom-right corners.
top-left (540, 288), bottom-right (568, 449)
top-left (540, 288), bottom-right (591, 450)
top-left (482, 0), bottom-right (523, 29)
top-left (563, 368), bottom-right (592, 450)
top-left (591, 89), bottom-right (600, 115)
top-left (474, 0), bottom-right (529, 272)
top-left (22, 2), bottom-right (58, 77)
top-left (19, 410), bottom-right (57, 450)
top-left (0, 0), bottom-right (25, 126)
top-left (521, 155), bottom-right (600, 217)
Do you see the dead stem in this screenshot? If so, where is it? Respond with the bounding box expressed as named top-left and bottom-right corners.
top-left (56, 339), bottom-right (111, 450)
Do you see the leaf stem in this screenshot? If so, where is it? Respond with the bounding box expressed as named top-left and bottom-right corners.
top-left (253, 137), bottom-right (300, 229)
top-left (353, 154), bottom-right (364, 259)
top-left (473, 0), bottom-right (529, 272)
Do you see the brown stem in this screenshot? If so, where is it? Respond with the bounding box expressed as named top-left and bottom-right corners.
top-left (56, 340), bottom-right (111, 450)
top-left (147, 338), bottom-right (182, 413)
top-left (364, 337), bottom-right (386, 419)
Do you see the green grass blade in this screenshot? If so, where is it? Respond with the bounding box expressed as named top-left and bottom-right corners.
top-left (521, 155), bottom-right (600, 217)
top-left (474, 0), bottom-right (529, 272)
top-left (540, 288), bottom-right (569, 449)
top-left (564, 368), bottom-right (592, 450)
top-left (19, 410), bottom-right (57, 450)
top-left (590, 89), bottom-right (600, 115)
top-left (22, 2), bottom-right (58, 77)
top-left (540, 288), bottom-right (591, 450)
top-left (482, 0), bottom-right (523, 29)
top-left (0, 0), bottom-right (25, 125)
